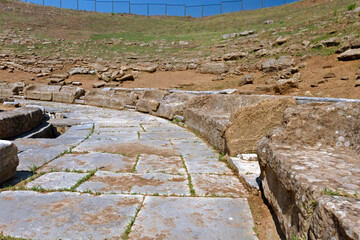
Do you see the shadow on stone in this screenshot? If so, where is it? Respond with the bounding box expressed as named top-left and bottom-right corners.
top-left (0, 171), bottom-right (34, 188)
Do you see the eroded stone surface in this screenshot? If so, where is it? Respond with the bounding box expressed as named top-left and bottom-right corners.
top-left (76, 171), bottom-right (190, 195)
top-left (192, 174), bottom-right (248, 197)
top-left (41, 152), bottom-right (136, 172)
top-left (0, 140), bottom-right (19, 183)
top-left (0, 191), bottom-right (142, 239)
top-left (26, 172), bottom-right (88, 190)
top-left (258, 102), bottom-right (360, 239)
top-left (129, 197), bottom-right (256, 240)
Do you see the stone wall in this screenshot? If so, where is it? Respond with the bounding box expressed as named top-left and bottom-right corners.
top-left (0, 107), bottom-right (44, 139)
top-left (257, 102), bottom-right (360, 240)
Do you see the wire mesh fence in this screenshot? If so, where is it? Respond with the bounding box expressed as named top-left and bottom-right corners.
top-left (21, 0), bottom-right (300, 17)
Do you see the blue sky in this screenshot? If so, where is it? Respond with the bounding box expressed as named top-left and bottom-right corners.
top-left (22, 0), bottom-right (299, 17)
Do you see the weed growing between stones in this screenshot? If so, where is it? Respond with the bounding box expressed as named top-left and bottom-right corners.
top-left (70, 169), bottom-right (97, 191)
top-left (131, 154), bottom-right (140, 173)
top-left (0, 233), bottom-right (28, 240)
top-left (139, 124), bottom-right (146, 132)
top-left (29, 164), bottom-right (39, 174)
top-left (179, 154), bottom-right (196, 196)
top-left (324, 187), bottom-right (358, 198)
top-left (122, 196), bottom-right (145, 240)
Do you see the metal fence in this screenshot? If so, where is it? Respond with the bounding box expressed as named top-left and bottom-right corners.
top-left (22, 0), bottom-right (300, 17)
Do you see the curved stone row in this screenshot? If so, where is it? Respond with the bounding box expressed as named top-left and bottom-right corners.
top-left (0, 107), bottom-right (43, 139)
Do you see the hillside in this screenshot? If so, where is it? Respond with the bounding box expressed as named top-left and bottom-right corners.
top-left (0, 0), bottom-right (360, 98)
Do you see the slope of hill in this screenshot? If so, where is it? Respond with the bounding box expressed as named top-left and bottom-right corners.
top-left (0, 0), bottom-right (360, 98)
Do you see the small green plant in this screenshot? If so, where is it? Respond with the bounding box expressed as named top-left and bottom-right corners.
top-left (253, 226), bottom-right (260, 238)
top-left (111, 12), bottom-right (115, 16)
top-left (29, 165), bottom-right (39, 174)
top-left (347, 3), bottom-right (356, 11)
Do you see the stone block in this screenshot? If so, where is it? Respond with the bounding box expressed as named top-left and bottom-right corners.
top-left (135, 90), bottom-right (168, 113)
top-left (0, 107), bottom-right (44, 139)
top-left (24, 85), bottom-right (61, 101)
top-left (155, 92), bottom-right (195, 120)
top-left (53, 86), bottom-right (84, 103)
top-left (0, 140), bottom-right (19, 183)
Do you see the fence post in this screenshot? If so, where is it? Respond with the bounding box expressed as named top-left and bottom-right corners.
top-left (112, 0), bottom-right (114, 13)
top-left (94, 0), bottom-right (96, 11)
top-left (201, 5), bottom-right (204, 17)
top-left (220, 0), bottom-right (222, 14)
top-left (184, 4), bottom-right (186, 17)
top-left (261, 0), bottom-right (263, 8)
top-left (165, 4), bottom-right (167, 15)
top-left (77, 0), bottom-right (79, 10)
top-left (147, 3), bottom-right (149, 16)
top-left (129, 1), bottom-right (130, 14)
top-left (241, 0), bottom-right (243, 11)
top-left (60, 0), bottom-right (61, 8)
top-left (42, 0), bottom-right (44, 6)
top-left (284, 0), bottom-right (286, 4)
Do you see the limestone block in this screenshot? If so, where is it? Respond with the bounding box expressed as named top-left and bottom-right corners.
top-left (155, 92), bottom-right (195, 120)
top-left (84, 88), bottom-right (115, 107)
top-left (0, 107), bottom-right (44, 139)
top-left (135, 90), bottom-right (168, 113)
top-left (53, 86), bottom-right (84, 103)
top-left (24, 85), bottom-right (61, 101)
top-left (0, 140), bottom-right (19, 183)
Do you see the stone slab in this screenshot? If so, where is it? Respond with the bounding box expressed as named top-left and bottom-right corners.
top-left (41, 152), bottom-right (136, 172)
top-left (129, 196), bottom-right (257, 240)
top-left (0, 191), bottom-right (142, 239)
top-left (76, 171), bottom-right (189, 195)
top-left (191, 174), bottom-right (248, 197)
top-left (26, 172), bottom-right (88, 190)
top-left (139, 131), bottom-right (196, 140)
top-left (136, 154), bottom-right (186, 174)
top-left (229, 157), bottom-right (261, 190)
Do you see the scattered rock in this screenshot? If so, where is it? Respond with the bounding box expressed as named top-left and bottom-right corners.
top-left (92, 82), bottom-right (105, 88)
top-left (116, 74), bottom-right (135, 82)
top-left (275, 36), bottom-right (290, 45)
top-left (320, 37), bottom-right (340, 47)
top-left (200, 62), bottom-right (229, 75)
top-left (340, 77), bottom-right (349, 81)
top-left (274, 78), bottom-right (299, 94)
top-left (338, 49), bottom-right (360, 61)
top-left (239, 30), bottom-right (254, 37)
top-left (264, 20), bottom-right (274, 25)
top-left (222, 33), bottom-right (239, 40)
top-left (238, 74), bottom-right (254, 87)
top-left (355, 80), bottom-right (360, 87)
top-left (323, 73), bottom-right (336, 79)
top-left (261, 56), bottom-right (295, 73)
top-left (69, 67), bottom-right (91, 75)
top-left (47, 78), bottom-right (64, 84)
top-left (223, 52), bottom-right (248, 61)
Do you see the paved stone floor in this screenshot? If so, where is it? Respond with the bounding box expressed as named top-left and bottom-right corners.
top-left (0, 101), bottom-right (256, 239)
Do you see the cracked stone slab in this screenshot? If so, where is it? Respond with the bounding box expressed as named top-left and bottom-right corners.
top-left (26, 172), bottom-right (88, 190)
top-left (129, 196), bottom-right (257, 240)
top-left (191, 174), bottom-right (248, 197)
top-left (76, 171), bottom-right (189, 195)
top-left (17, 146), bottom-right (70, 171)
top-left (0, 191), bottom-right (142, 239)
top-left (41, 152), bottom-right (136, 172)
top-left (136, 154), bottom-right (186, 174)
